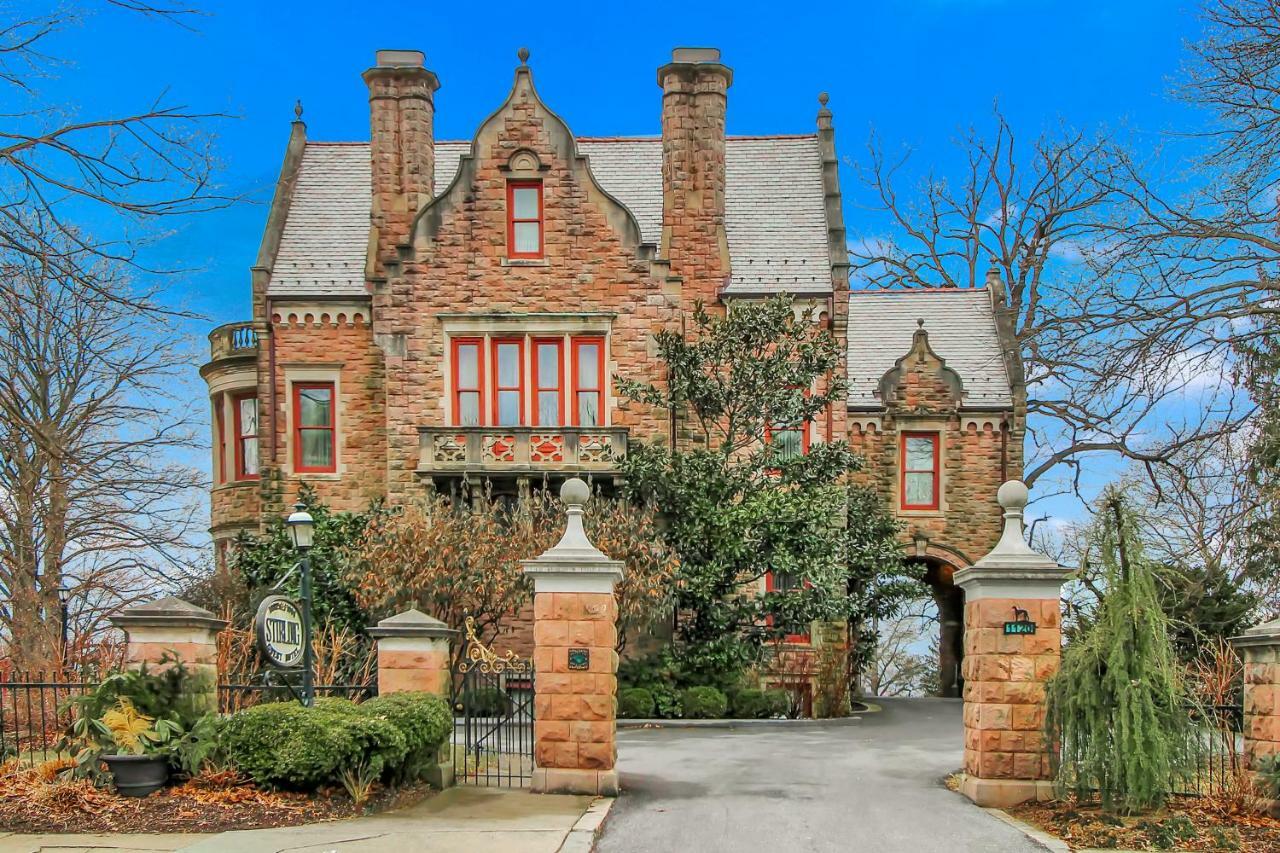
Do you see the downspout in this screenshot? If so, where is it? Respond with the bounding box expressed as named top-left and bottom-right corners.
top-left (826, 294), bottom-right (835, 443)
top-left (267, 297), bottom-right (279, 464)
top-left (999, 412), bottom-right (1009, 483)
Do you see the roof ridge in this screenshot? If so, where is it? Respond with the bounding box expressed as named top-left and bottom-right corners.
top-left (849, 287), bottom-right (987, 296)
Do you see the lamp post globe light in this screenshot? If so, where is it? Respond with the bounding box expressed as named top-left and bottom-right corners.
top-left (286, 501), bottom-right (316, 706)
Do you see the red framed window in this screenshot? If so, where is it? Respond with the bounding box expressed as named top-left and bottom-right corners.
top-left (571, 337), bottom-right (605, 427)
top-left (901, 432), bottom-right (940, 510)
top-left (233, 392), bottom-right (259, 480)
top-left (293, 382), bottom-right (336, 474)
top-left (452, 338), bottom-right (485, 426)
top-left (765, 571), bottom-right (811, 644)
top-left (213, 397), bottom-right (226, 484)
top-left (532, 338), bottom-right (564, 426)
top-left (507, 181), bottom-right (543, 259)
top-left (491, 338), bottom-right (525, 426)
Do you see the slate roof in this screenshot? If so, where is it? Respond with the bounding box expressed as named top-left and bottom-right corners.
top-left (846, 288), bottom-right (1013, 409)
top-left (268, 136), bottom-right (832, 297)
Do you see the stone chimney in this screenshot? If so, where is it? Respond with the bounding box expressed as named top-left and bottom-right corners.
top-left (658, 47), bottom-right (733, 310)
top-left (363, 49), bottom-right (439, 280)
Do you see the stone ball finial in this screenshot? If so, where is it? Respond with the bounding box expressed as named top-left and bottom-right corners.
top-left (518, 46), bottom-right (530, 65)
top-left (818, 92), bottom-right (829, 106)
top-left (997, 480), bottom-right (1029, 511)
top-left (560, 477), bottom-right (590, 507)
top-left (294, 99), bottom-right (303, 121)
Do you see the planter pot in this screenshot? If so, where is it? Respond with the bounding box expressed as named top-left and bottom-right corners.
top-left (102, 754), bottom-right (169, 797)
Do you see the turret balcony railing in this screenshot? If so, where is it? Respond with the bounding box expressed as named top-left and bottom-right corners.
top-left (417, 426), bottom-right (628, 478)
top-left (208, 322), bottom-right (258, 361)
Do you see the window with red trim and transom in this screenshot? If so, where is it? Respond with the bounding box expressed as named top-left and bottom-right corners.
top-left (233, 392), bottom-right (259, 481)
top-left (293, 382), bottom-right (336, 474)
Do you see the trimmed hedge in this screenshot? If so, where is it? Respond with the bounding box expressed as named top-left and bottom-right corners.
top-left (222, 693), bottom-right (451, 790)
top-left (360, 691), bottom-right (453, 785)
top-left (618, 688), bottom-right (656, 719)
top-left (730, 688), bottom-right (789, 720)
top-left (680, 686), bottom-right (728, 719)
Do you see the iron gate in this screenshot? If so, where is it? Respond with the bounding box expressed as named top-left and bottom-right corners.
top-left (452, 617), bottom-right (535, 787)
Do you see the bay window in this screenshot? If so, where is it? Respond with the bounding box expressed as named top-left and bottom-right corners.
top-left (572, 337), bottom-right (604, 427)
top-left (492, 339), bottom-right (525, 426)
top-left (532, 338), bottom-right (564, 426)
top-left (293, 382), bottom-right (336, 473)
top-left (233, 392), bottom-right (259, 480)
top-left (901, 432), bottom-right (940, 510)
top-left (452, 338), bottom-right (485, 426)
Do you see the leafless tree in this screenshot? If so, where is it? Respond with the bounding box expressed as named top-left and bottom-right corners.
top-left (865, 602), bottom-right (939, 697)
top-left (0, 2), bottom-right (228, 307)
top-left (0, 231), bottom-right (205, 672)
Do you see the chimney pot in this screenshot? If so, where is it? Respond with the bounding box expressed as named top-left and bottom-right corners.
top-left (375, 49), bottom-right (426, 68)
top-left (671, 46), bottom-right (721, 63)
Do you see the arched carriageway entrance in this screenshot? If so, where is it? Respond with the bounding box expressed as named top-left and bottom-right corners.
top-left (914, 557), bottom-right (965, 698)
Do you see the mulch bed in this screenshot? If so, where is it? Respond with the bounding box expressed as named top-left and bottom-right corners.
top-left (0, 761), bottom-right (433, 835)
top-left (1009, 795), bottom-right (1280, 851)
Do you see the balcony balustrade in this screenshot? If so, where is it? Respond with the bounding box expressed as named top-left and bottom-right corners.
top-left (418, 426), bottom-right (628, 478)
top-left (208, 322), bottom-right (258, 362)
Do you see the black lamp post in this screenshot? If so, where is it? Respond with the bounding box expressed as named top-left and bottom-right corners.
top-left (58, 586), bottom-right (70, 668)
top-left (286, 502), bottom-right (316, 707)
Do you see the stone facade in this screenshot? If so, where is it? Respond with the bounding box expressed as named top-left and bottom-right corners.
top-left (201, 46), bottom-right (1024, 681)
top-left (1232, 618), bottom-right (1280, 806)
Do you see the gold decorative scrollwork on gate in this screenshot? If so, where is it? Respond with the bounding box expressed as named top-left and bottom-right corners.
top-left (456, 615), bottom-right (532, 674)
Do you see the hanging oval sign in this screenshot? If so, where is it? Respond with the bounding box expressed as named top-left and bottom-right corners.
top-left (255, 595), bottom-right (305, 669)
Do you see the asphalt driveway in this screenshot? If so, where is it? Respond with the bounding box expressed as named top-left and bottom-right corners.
top-left (596, 697), bottom-right (1044, 853)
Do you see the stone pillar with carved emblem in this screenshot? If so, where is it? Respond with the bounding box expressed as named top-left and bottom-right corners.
top-left (522, 478), bottom-right (623, 796)
top-left (954, 481), bottom-right (1073, 808)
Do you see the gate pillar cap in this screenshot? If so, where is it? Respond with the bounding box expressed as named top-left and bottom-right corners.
top-left (954, 480), bottom-right (1072, 599)
top-left (368, 608), bottom-right (457, 640)
top-left (110, 596), bottom-right (228, 632)
top-left (522, 478), bottom-right (623, 593)
top-left (1231, 617), bottom-right (1280, 649)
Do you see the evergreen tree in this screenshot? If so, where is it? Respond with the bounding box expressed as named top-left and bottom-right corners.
top-left (1045, 489), bottom-right (1196, 813)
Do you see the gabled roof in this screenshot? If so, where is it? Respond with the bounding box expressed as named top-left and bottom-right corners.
top-left (846, 288), bottom-right (1014, 409)
top-left (268, 136), bottom-right (832, 297)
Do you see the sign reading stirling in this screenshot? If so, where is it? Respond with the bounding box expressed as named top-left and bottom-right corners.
top-left (1003, 605), bottom-right (1037, 636)
top-left (255, 595), bottom-right (305, 668)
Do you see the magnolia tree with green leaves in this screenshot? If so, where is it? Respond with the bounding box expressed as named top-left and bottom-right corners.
top-left (1046, 489), bottom-right (1197, 814)
top-left (617, 296), bottom-right (912, 682)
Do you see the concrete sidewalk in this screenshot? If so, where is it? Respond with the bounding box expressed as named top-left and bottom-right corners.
top-left (0, 787), bottom-right (598, 853)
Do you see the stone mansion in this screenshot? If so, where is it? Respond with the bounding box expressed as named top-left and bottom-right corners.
top-left (200, 47), bottom-right (1026, 696)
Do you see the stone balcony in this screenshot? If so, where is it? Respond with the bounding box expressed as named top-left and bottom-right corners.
top-left (202, 321), bottom-right (258, 376)
top-left (417, 426), bottom-right (629, 480)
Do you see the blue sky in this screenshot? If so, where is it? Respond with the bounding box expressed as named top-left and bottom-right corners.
top-left (30, 0), bottom-right (1209, 528)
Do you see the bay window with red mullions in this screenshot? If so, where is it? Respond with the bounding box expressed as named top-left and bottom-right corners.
top-left (448, 334), bottom-right (606, 428)
top-left (232, 392), bottom-right (259, 480)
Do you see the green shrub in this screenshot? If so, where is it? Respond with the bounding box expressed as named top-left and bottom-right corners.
top-left (730, 688), bottom-right (788, 719)
top-left (618, 688), bottom-right (656, 719)
top-left (458, 687), bottom-right (510, 717)
top-left (222, 698), bottom-right (407, 790)
top-left (680, 686), bottom-right (728, 719)
top-left (360, 692), bottom-right (451, 785)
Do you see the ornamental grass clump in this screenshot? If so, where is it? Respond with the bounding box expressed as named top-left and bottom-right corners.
top-left (1045, 491), bottom-right (1197, 814)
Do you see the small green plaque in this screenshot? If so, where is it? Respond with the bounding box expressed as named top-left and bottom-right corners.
top-left (1003, 620), bottom-right (1038, 636)
top-left (568, 648), bottom-right (590, 670)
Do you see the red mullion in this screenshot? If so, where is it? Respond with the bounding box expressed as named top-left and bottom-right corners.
top-left (451, 337), bottom-right (486, 427)
top-left (531, 337), bottom-right (564, 427)
top-left (570, 336), bottom-right (606, 427)
top-left (232, 391), bottom-right (259, 481)
top-left (489, 337), bottom-right (526, 427)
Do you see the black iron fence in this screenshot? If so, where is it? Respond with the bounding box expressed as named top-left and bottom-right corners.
top-left (1172, 703), bottom-right (1243, 797)
top-left (216, 681), bottom-right (375, 714)
top-left (452, 665), bottom-right (535, 787)
top-left (0, 670), bottom-right (101, 764)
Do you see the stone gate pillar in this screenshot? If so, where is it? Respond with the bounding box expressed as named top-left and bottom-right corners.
top-left (954, 481), bottom-right (1072, 808)
top-left (109, 596), bottom-right (227, 714)
top-left (368, 609), bottom-right (456, 697)
top-left (523, 478), bottom-right (623, 796)
top-left (1231, 618), bottom-right (1280, 811)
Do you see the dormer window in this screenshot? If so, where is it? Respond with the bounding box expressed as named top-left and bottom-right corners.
top-left (507, 181), bottom-right (543, 259)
